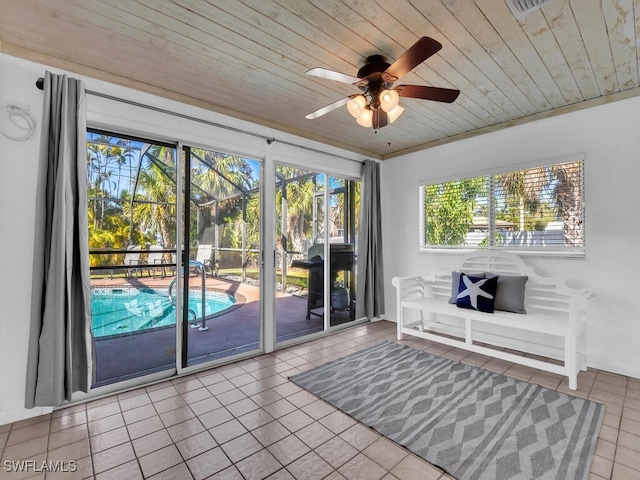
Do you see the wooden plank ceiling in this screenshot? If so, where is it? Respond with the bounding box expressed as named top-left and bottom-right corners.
top-left (1, 0), bottom-right (639, 159)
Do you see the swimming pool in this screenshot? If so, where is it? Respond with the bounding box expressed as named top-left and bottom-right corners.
top-left (91, 287), bottom-right (236, 338)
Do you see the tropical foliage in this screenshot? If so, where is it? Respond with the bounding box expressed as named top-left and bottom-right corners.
top-left (189, 149), bottom-right (261, 268)
top-left (87, 134), bottom-right (181, 267)
top-left (422, 160), bottom-right (584, 249)
top-left (275, 168), bottom-right (360, 259)
top-left (87, 133), bottom-right (361, 275)
top-left (275, 166), bottom-right (317, 255)
top-left (423, 177), bottom-right (487, 246)
top-left (87, 134), bottom-right (156, 266)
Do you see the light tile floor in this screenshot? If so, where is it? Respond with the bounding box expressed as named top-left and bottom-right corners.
top-left (1, 320), bottom-right (639, 480)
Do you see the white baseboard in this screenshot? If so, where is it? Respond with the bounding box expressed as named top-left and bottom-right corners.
top-left (0, 406), bottom-right (53, 427)
top-left (587, 359), bottom-right (640, 380)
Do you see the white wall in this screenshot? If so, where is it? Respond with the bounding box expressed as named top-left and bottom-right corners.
top-left (381, 97), bottom-right (640, 380)
top-left (0, 53), bottom-right (364, 425)
top-left (0, 57), bottom-right (51, 424)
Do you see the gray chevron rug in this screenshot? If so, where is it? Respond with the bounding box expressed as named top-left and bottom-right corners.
top-left (289, 341), bottom-right (604, 480)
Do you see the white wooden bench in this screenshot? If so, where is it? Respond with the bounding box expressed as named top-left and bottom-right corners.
top-left (392, 251), bottom-right (593, 390)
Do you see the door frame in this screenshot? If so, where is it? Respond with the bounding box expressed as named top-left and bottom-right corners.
top-left (176, 145), bottom-right (267, 376)
top-left (270, 160), bottom-right (367, 350)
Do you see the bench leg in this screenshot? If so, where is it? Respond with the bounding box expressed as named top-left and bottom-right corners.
top-left (396, 304), bottom-right (404, 340)
top-left (579, 328), bottom-right (588, 371)
top-left (566, 335), bottom-right (578, 390)
top-left (578, 347), bottom-right (587, 372)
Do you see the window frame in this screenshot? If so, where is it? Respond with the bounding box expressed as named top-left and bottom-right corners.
top-left (418, 154), bottom-right (586, 257)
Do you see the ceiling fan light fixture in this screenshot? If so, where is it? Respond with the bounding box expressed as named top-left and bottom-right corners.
top-left (356, 106), bottom-right (373, 128)
top-left (347, 95), bottom-right (366, 118)
top-left (387, 104), bottom-right (404, 124)
top-left (304, 37), bottom-right (460, 127)
top-left (380, 89), bottom-right (400, 112)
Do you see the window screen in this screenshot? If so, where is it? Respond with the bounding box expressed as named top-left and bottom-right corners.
top-left (420, 160), bottom-right (584, 254)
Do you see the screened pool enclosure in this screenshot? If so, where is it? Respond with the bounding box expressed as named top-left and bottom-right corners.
top-left (86, 131), bottom-right (360, 387)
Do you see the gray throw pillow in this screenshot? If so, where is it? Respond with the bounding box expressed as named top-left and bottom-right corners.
top-left (485, 273), bottom-right (528, 314)
top-left (449, 271), bottom-right (485, 304)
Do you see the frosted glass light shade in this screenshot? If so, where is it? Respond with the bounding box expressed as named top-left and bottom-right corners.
top-left (380, 89), bottom-right (400, 112)
top-left (356, 106), bottom-right (373, 127)
top-left (387, 104), bottom-right (404, 123)
top-left (347, 95), bottom-right (367, 118)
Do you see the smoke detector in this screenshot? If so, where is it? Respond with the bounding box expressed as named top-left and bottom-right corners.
top-left (505, 0), bottom-right (554, 17)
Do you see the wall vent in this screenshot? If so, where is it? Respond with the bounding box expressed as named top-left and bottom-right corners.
top-left (505, 0), bottom-right (554, 17)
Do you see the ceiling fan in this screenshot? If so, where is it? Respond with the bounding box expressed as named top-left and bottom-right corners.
top-left (305, 37), bottom-right (460, 130)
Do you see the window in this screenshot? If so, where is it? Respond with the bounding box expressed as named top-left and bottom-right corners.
top-left (419, 159), bottom-right (584, 254)
top-left (86, 130), bottom-right (178, 267)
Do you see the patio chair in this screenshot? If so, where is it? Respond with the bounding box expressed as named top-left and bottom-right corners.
top-left (146, 245), bottom-right (166, 278)
top-left (170, 252), bottom-right (177, 276)
top-left (193, 244), bottom-right (214, 277)
top-left (123, 245), bottom-right (143, 278)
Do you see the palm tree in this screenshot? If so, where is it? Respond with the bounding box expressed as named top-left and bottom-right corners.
top-left (324, 176), bottom-right (361, 242)
top-left (275, 167), bottom-right (315, 255)
top-left (191, 151), bottom-right (252, 202)
top-left (552, 161), bottom-right (584, 246)
top-left (187, 150), bottom-right (258, 272)
top-left (495, 162), bottom-right (583, 247)
top-left (87, 134), bottom-right (135, 222)
top-left (86, 134), bottom-right (143, 269)
top-left (496, 167), bottom-right (547, 231)
top-left (243, 189), bottom-right (261, 267)
top-left (131, 146), bottom-right (177, 251)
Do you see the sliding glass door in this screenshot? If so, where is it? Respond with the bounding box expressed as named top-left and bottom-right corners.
top-left (86, 129), bottom-right (359, 391)
top-left (87, 131), bottom-right (179, 387)
top-left (86, 131), bottom-right (263, 388)
top-left (181, 146), bottom-right (262, 368)
top-left (274, 164), bottom-right (360, 345)
top-left (274, 166), bottom-right (326, 342)
top-left (327, 175), bottom-right (359, 327)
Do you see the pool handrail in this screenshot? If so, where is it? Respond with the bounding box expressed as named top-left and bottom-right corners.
top-left (168, 260), bottom-right (208, 331)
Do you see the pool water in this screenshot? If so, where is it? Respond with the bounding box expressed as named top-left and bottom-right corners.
top-left (91, 287), bottom-right (236, 338)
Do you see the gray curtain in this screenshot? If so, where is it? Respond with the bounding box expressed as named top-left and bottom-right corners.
top-left (26, 71), bottom-right (94, 408)
top-left (356, 160), bottom-right (385, 319)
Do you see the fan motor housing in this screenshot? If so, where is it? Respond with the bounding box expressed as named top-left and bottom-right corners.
top-left (357, 55), bottom-right (390, 79)
top-left (357, 55), bottom-right (394, 107)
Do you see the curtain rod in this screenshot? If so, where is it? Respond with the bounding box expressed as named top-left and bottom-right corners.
top-left (35, 77), bottom-right (363, 164)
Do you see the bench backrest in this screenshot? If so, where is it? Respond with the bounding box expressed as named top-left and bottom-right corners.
top-left (408, 250), bottom-right (590, 319)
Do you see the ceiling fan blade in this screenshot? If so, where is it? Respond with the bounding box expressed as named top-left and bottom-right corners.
top-left (397, 85), bottom-right (460, 103)
top-left (382, 37), bottom-right (443, 82)
top-left (372, 109), bottom-right (388, 130)
top-left (305, 96), bottom-right (351, 119)
top-left (306, 67), bottom-right (364, 85)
